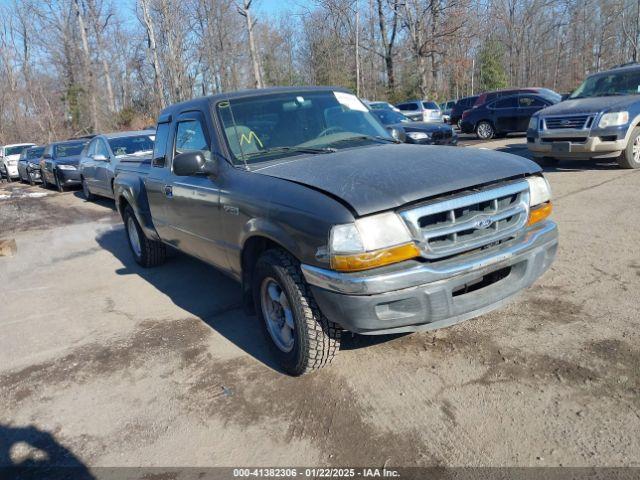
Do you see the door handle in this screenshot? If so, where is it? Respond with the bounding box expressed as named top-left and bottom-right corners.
top-left (164, 185), bottom-right (173, 198)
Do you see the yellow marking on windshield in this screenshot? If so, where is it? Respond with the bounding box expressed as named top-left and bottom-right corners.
top-left (239, 130), bottom-right (263, 148)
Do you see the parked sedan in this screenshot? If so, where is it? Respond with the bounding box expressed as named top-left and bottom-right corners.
top-left (40, 139), bottom-right (89, 192)
top-left (78, 130), bottom-right (155, 200)
top-left (1, 143), bottom-right (36, 181)
top-left (371, 109), bottom-right (457, 145)
top-left (395, 100), bottom-right (443, 122)
top-left (459, 93), bottom-right (559, 140)
top-left (17, 146), bottom-right (45, 184)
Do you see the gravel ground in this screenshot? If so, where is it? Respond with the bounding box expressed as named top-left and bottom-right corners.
top-left (1, 141), bottom-right (639, 474)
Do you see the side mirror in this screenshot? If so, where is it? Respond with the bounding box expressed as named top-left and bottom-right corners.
top-left (93, 154), bottom-right (109, 162)
top-left (173, 151), bottom-right (217, 177)
top-left (387, 126), bottom-right (406, 143)
top-left (561, 93), bottom-right (571, 101)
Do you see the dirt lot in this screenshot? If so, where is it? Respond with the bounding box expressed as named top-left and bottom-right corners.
top-left (1, 138), bottom-right (640, 472)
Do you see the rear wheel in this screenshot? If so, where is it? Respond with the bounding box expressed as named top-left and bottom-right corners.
top-left (123, 205), bottom-right (166, 267)
top-left (253, 249), bottom-right (341, 375)
top-left (618, 127), bottom-right (640, 169)
top-left (476, 121), bottom-right (495, 140)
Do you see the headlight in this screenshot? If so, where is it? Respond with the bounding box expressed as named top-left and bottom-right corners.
top-left (329, 212), bottom-right (419, 271)
top-left (57, 164), bottom-right (77, 170)
top-left (526, 175), bottom-right (553, 226)
top-left (528, 116), bottom-right (538, 130)
top-left (407, 132), bottom-right (430, 140)
top-left (598, 111), bottom-right (629, 128)
top-left (8, 160), bottom-right (17, 166)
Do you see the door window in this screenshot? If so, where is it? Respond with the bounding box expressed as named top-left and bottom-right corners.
top-left (86, 139), bottom-right (97, 157)
top-left (493, 97), bottom-right (518, 109)
top-left (152, 122), bottom-right (171, 167)
top-left (518, 96), bottom-right (546, 107)
top-left (95, 140), bottom-right (110, 158)
top-left (175, 119), bottom-right (211, 157)
top-left (397, 103), bottom-right (419, 111)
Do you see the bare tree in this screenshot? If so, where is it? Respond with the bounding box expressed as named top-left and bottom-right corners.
top-left (237, 0), bottom-right (263, 89)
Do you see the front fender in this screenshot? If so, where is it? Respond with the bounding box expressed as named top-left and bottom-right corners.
top-left (115, 179), bottom-right (160, 241)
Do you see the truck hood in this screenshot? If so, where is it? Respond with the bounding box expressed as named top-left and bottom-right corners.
top-left (253, 144), bottom-right (539, 216)
top-left (540, 95), bottom-right (639, 115)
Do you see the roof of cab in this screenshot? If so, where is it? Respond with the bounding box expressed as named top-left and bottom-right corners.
top-left (157, 86), bottom-right (352, 121)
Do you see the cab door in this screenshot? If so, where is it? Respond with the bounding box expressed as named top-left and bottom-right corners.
top-left (93, 139), bottom-right (113, 194)
top-left (156, 111), bottom-right (228, 269)
top-left (491, 96), bottom-right (519, 133)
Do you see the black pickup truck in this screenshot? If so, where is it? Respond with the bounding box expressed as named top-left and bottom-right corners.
top-left (114, 87), bottom-right (558, 375)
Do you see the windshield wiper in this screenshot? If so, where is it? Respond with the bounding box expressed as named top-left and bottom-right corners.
top-left (242, 146), bottom-right (337, 159)
top-left (326, 135), bottom-right (400, 145)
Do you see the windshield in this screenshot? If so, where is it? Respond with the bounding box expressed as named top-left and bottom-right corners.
top-left (369, 102), bottom-right (392, 111)
top-left (217, 90), bottom-right (392, 165)
top-left (537, 88), bottom-right (562, 103)
top-left (108, 135), bottom-right (155, 157)
top-left (5, 145), bottom-right (31, 156)
top-left (371, 109), bottom-right (409, 125)
top-left (570, 70), bottom-right (640, 99)
top-left (422, 101), bottom-right (440, 110)
top-left (27, 147), bottom-right (44, 160)
top-left (55, 142), bottom-right (87, 158)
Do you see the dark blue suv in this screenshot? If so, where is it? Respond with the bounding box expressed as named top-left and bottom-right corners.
top-left (528, 63), bottom-right (640, 168)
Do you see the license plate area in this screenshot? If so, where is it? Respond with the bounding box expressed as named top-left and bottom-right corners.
top-left (552, 141), bottom-right (571, 153)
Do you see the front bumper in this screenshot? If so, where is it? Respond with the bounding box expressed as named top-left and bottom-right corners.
top-left (302, 221), bottom-right (558, 335)
top-left (527, 125), bottom-right (627, 159)
top-left (57, 168), bottom-right (81, 185)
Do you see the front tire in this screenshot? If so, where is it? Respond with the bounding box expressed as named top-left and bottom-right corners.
top-left (253, 249), bottom-right (341, 376)
top-left (82, 177), bottom-right (96, 201)
top-left (476, 121), bottom-right (495, 140)
top-left (618, 126), bottom-right (640, 169)
top-left (123, 205), bottom-right (166, 267)
top-left (54, 172), bottom-right (65, 192)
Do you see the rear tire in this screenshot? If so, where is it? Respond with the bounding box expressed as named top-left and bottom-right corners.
top-left (476, 121), bottom-right (495, 140)
top-left (618, 126), bottom-right (640, 169)
top-left (123, 205), bottom-right (166, 267)
top-left (253, 249), bottom-right (341, 376)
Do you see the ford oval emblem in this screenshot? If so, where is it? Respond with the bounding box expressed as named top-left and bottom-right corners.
top-left (474, 216), bottom-right (494, 229)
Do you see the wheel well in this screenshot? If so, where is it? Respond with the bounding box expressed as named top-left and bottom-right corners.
top-left (117, 196), bottom-right (130, 219)
top-left (241, 236), bottom-right (287, 313)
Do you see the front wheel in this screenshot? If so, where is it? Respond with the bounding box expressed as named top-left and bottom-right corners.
top-left (476, 121), bottom-right (495, 140)
top-left (253, 249), bottom-right (341, 376)
top-left (81, 177), bottom-right (96, 201)
top-left (54, 172), bottom-right (65, 192)
top-left (123, 205), bottom-right (166, 267)
top-left (28, 172), bottom-right (36, 186)
top-left (618, 126), bottom-right (640, 169)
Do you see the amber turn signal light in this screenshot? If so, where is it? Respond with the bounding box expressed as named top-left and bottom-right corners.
top-left (527, 202), bottom-right (553, 226)
top-left (331, 243), bottom-right (420, 272)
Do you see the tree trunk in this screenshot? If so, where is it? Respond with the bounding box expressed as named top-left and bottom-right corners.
top-left (238, 1), bottom-right (263, 89)
top-left (139, 0), bottom-right (165, 111)
top-left (74, 0), bottom-right (99, 133)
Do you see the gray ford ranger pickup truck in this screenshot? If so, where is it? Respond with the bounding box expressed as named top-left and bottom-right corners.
top-left (528, 63), bottom-right (640, 169)
top-left (114, 87), bottom-right (558, 375)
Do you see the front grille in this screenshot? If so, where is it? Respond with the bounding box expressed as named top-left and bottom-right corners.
top-left (432, 130), bottom-right (452, 140)
top-left (544, 115), bottom-right (592, 130)
top-left (400, 181), bottom-right (530, 260)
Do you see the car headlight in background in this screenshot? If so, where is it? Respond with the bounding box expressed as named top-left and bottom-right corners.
top-left (57, 164), bottom-right (77, 170)
top-left (528, 116), bottom-right (539, 130)
top-left (598, 111), bottom-right (629, 128)
top-left (406, 132), bottom-right (430, 141)
top-left (329, 212), bottom-right (419, 271)
top-left (526, 175), bottom-right (553, 226)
